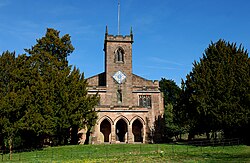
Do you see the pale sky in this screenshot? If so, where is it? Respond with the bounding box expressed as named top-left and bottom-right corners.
top-left (1, 0), bottom-right (250, 85)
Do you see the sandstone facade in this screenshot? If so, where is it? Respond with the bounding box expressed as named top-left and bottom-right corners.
top-left (83, 28), bottom-right (164, 144)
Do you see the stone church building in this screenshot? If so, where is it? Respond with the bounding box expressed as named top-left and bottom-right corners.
top-left (82, 27), bottom-right (164, 144)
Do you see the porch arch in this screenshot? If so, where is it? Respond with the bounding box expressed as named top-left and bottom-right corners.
top-left (97, 115), bottom-right (114, 125)
top-left (130, 116), bottom-right (145, 125)
top-left (114, 115), bottom-right (130, 125)
top-left (115, 118), bottom-right (128, 142)
top-left (100, 119), bottom-right (111, 142)
top-left (132, 119), bottom-right (143, 142)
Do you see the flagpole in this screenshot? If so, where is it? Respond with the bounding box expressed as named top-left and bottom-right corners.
top-left (118, 0), bottom-right (120, 35)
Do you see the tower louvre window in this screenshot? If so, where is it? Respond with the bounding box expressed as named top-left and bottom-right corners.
top-left (115, 47), bottom-right (124, 62)
top-left (139, 95), bottom-right (151, 108)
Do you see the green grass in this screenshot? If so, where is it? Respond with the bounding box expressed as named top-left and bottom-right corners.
top-left (1, 144), bottom-right (250, 162)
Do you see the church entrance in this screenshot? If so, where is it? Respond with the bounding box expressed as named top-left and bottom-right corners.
top-left (132, 119), bottom-right (143, 142)
top-left (116, 119), bottom-right (128, 142)
top-left (100, 119), bottom-right (111, 142)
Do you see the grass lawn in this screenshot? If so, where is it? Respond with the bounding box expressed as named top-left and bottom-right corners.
top-left (1, 144), bottom-right (250, 162)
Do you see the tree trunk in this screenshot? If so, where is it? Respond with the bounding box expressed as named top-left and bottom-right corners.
top-left (8, 138), bottom-right (13, 160)
top-left (70, 126), bottom-right (78, 145)
top-left (84, 128), bottom-right (91, 145)
top-left (206, 132), bottom-right (210, 140)
top-left (188, 132), bottom-right (194, 141)
top-left (175, 135), bottom-right (178, 141)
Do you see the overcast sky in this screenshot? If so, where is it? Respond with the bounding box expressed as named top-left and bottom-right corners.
top-left (1, 0), bottom-right (250, 85)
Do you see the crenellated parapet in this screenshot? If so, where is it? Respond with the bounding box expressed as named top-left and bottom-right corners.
top-left (104, 26), bottom-right (133, 46)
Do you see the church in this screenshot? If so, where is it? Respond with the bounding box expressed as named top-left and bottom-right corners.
top-left (83, 27), bottom-right (164, 144)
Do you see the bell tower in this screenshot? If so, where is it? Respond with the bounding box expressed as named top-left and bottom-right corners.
top-left (85, 25), bottom-right (164, 144)
top-left (103, 27), bottom-right (134, 106)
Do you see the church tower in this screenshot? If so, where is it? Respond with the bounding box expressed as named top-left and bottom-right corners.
top-left (104, 27), bottom-right (134, 106)
top-left (84, 26), bottom-right (164, 144)
top-left (78, 0), bottom-right (164, 144)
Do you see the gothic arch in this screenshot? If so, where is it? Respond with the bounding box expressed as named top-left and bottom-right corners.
top-left (132, 119), bottom-right (143, 142)
top-left (130, 116), bottom-right (145, 125)
top-left (115, 47), bottom-right (125, 62)
top-left (100, 119), bottom-right (111, 142)
top-left (114, 115), bottom-right (130, 125)
top-left (97, 115), bottom-right (114, 125)
top-left (115, 118), bottom-right (128, 142)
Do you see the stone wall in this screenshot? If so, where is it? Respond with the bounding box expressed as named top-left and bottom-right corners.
top-left (81, 30), bottom-right (164, 144)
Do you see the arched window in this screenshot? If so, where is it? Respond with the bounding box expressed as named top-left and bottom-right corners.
top-left (115, 47), bottom-right (124, 62)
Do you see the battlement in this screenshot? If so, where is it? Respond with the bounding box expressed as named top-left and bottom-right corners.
top-left (105, 34), bottom-right (133, 43)
top-left (104, 26), bottom-right (133, 43)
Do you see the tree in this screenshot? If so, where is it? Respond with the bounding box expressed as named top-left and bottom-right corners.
top-left (181, 40), bottom-right (250, 141)
top-left (25, 28), bottom-right (74, 69)
top-left (0, 28), bottom-right (99, 155)
top-left (159, 78), bottom-right (185, 141)
top-left (23, 28), bottom-right (99, 145)
top-left (0, 51), bottom-right (29, 157)
top-left (159, 78), bottom-right (181, 105)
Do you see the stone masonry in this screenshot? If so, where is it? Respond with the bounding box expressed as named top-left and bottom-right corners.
top-left (79, 27), bottom-right (164, 144)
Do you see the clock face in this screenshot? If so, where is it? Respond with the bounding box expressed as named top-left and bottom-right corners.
top-left (113, 71), bottom-right (126, 84)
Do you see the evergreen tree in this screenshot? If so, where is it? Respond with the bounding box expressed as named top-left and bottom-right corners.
top-left (24, 28), bottom-right (98, 145)
top-left (159, 78), bottom-right (181, 105)
top-left (0, 51), bottom-right (28, 157)
top-left (0, 28), bottom-right (99, 154)
top-left (181, 40), bottom-right (250, 141)
top-left (159, 78), bottom-right (185, 141)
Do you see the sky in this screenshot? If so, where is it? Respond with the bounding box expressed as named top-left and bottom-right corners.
top-left (0, 0), bottom-right (250, 86)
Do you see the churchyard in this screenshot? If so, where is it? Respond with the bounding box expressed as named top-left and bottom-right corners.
top-left (1, 142), bottom-right (250, 162)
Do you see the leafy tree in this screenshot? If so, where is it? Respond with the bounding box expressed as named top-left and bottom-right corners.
top-left (181, 40), bottom-right (250, 141)
top-left (159, 78), bottom-right (185, 141)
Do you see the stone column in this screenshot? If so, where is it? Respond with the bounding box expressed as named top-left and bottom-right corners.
top-left (111, 124), bottom-right (116, 143)
top-left (127, 124), bottom-right (133, 143)
top-left (95, 124), bottom-right (100, 144)
top-left (143, 124), bottom-right (146, 143)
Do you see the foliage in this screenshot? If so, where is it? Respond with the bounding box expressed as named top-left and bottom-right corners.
top-left (159, 78), bottom-right (186, 141)
top-left (180, 39), bottom-right (250, 141)
top-left (159, 78), bottom-right (181, 105)
top-left (0, 28), bottom-right (99, 152)
top-left (0, 51), bottom-right (28, 155)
